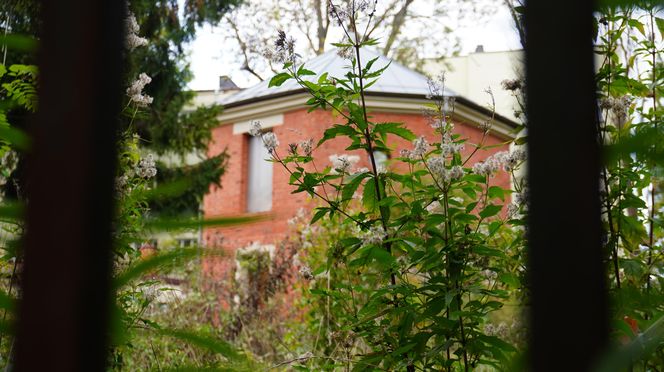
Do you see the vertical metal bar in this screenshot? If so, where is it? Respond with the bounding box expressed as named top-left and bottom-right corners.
top-left (15, 1), bottom-right (124, 370)
top-left (525, 1), bottom-right (607, 370)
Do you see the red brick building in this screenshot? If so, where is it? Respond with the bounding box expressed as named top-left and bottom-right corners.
top-left (202, 49), bottom-right (517, 278)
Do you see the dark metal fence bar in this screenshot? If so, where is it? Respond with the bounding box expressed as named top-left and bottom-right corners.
top-left (15, 1), bottom-right (125, 370)
top-left (525, 0), bottom-right (608, 370)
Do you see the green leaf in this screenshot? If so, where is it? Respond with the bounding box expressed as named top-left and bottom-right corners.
top-left (0, 125), bottom-right (30, 150)
top-left (656, 17), bottom-right (664, 39)
top-left (363, 177), bottom-right (377, 210)
top-left (268, 72), bottom-right (292, 87)
top-left (363, 57), bottom-right (380, 74)
top-left (373, 122), bottom-right (416, 141)
top-left (627, 19), bottom-right (645, 36)
top-left (310, 207), bottom-right (328, 224)
top-left (317, 124), bottom-right (358, 146)
top-left (488, 186), bottom-right (505, 201)
top-left (342, 172), bottom-right (370, 201)
top-left (297, 65), bottom-right (316, 76)
top-left (499, 273), bottom-right (520, 289)
top-left (479, 204), bottom-right (502, 219)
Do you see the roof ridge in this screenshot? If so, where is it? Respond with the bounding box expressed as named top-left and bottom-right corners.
top-left (220, 47), bottom-right (456, 107)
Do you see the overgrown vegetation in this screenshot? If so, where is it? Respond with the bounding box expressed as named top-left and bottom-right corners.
top-left (0, 1), bottom-right (663, 371)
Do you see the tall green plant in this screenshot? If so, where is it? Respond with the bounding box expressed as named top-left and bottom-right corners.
top-left (250, 3), bottom-right (527, 369)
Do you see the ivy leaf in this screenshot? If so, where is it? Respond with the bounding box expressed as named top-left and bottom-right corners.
top-left (268, 72), bottom-right (292, 87)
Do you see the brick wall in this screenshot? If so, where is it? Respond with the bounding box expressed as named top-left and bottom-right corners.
top-left (202, 107), bottom-right (510, 281)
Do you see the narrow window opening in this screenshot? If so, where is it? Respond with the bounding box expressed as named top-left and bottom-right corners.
top-left (247, 134), bottom-right (273, 212)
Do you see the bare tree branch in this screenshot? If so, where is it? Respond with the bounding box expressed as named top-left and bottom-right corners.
top-left (382, 0), bottom-right (415, 55)
top-left (227, 15), bottom-right (265, 81)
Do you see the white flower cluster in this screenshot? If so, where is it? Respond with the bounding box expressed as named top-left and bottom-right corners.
top-left (329, 154), bottom-right (360, 174)
top-left (440, 136), bottom-right (465, 157)
top-left (361, 225), bottom-right (387, 246)
top-left (472, 148), bottom-right (526, 176)
top-left (401, 135), bottom-right (429, 159)
top-left (125, 12), bottom-right (148, 50)
top-left (427, 157), bottom-right (464, 182)
top-left (249, 121), bottom-right (279, 153)
top-left (126, 73), bottom-right (153, 107)
top-left (136, 154), bottom-right (157, 178)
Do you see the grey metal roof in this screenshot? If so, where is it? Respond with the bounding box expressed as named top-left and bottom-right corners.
top-left (220, 48), bottom-right (457, 107)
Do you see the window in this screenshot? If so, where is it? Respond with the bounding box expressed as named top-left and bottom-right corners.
top-left (247, 134), bottom-right (273, 212)
top-left (178, 238), bottom-right (196, 248)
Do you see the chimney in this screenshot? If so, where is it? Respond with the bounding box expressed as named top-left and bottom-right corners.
top-left (218, 76), bottom-right (239, 91)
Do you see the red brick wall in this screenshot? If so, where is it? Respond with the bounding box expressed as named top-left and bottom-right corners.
top-left (203, 107), bottom-right (510, 258)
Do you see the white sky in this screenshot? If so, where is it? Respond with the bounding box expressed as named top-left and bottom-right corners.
top-left (183, 1), bottom-right (521, 90)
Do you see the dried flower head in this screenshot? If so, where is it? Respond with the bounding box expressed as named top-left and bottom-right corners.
top-left (261, 132), bottom-right (279, 153)
top-left (501, 79), bottom-right (523, 92)
top-left (299, 138), bottom-right (314, 156)
top-left (329, 154), bottom-right (359, 174)
top-left (264, 30), bottom-right (297, 64)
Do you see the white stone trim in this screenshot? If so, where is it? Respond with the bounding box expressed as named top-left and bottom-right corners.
top-left (219, 94), bottom-right (516, 139)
